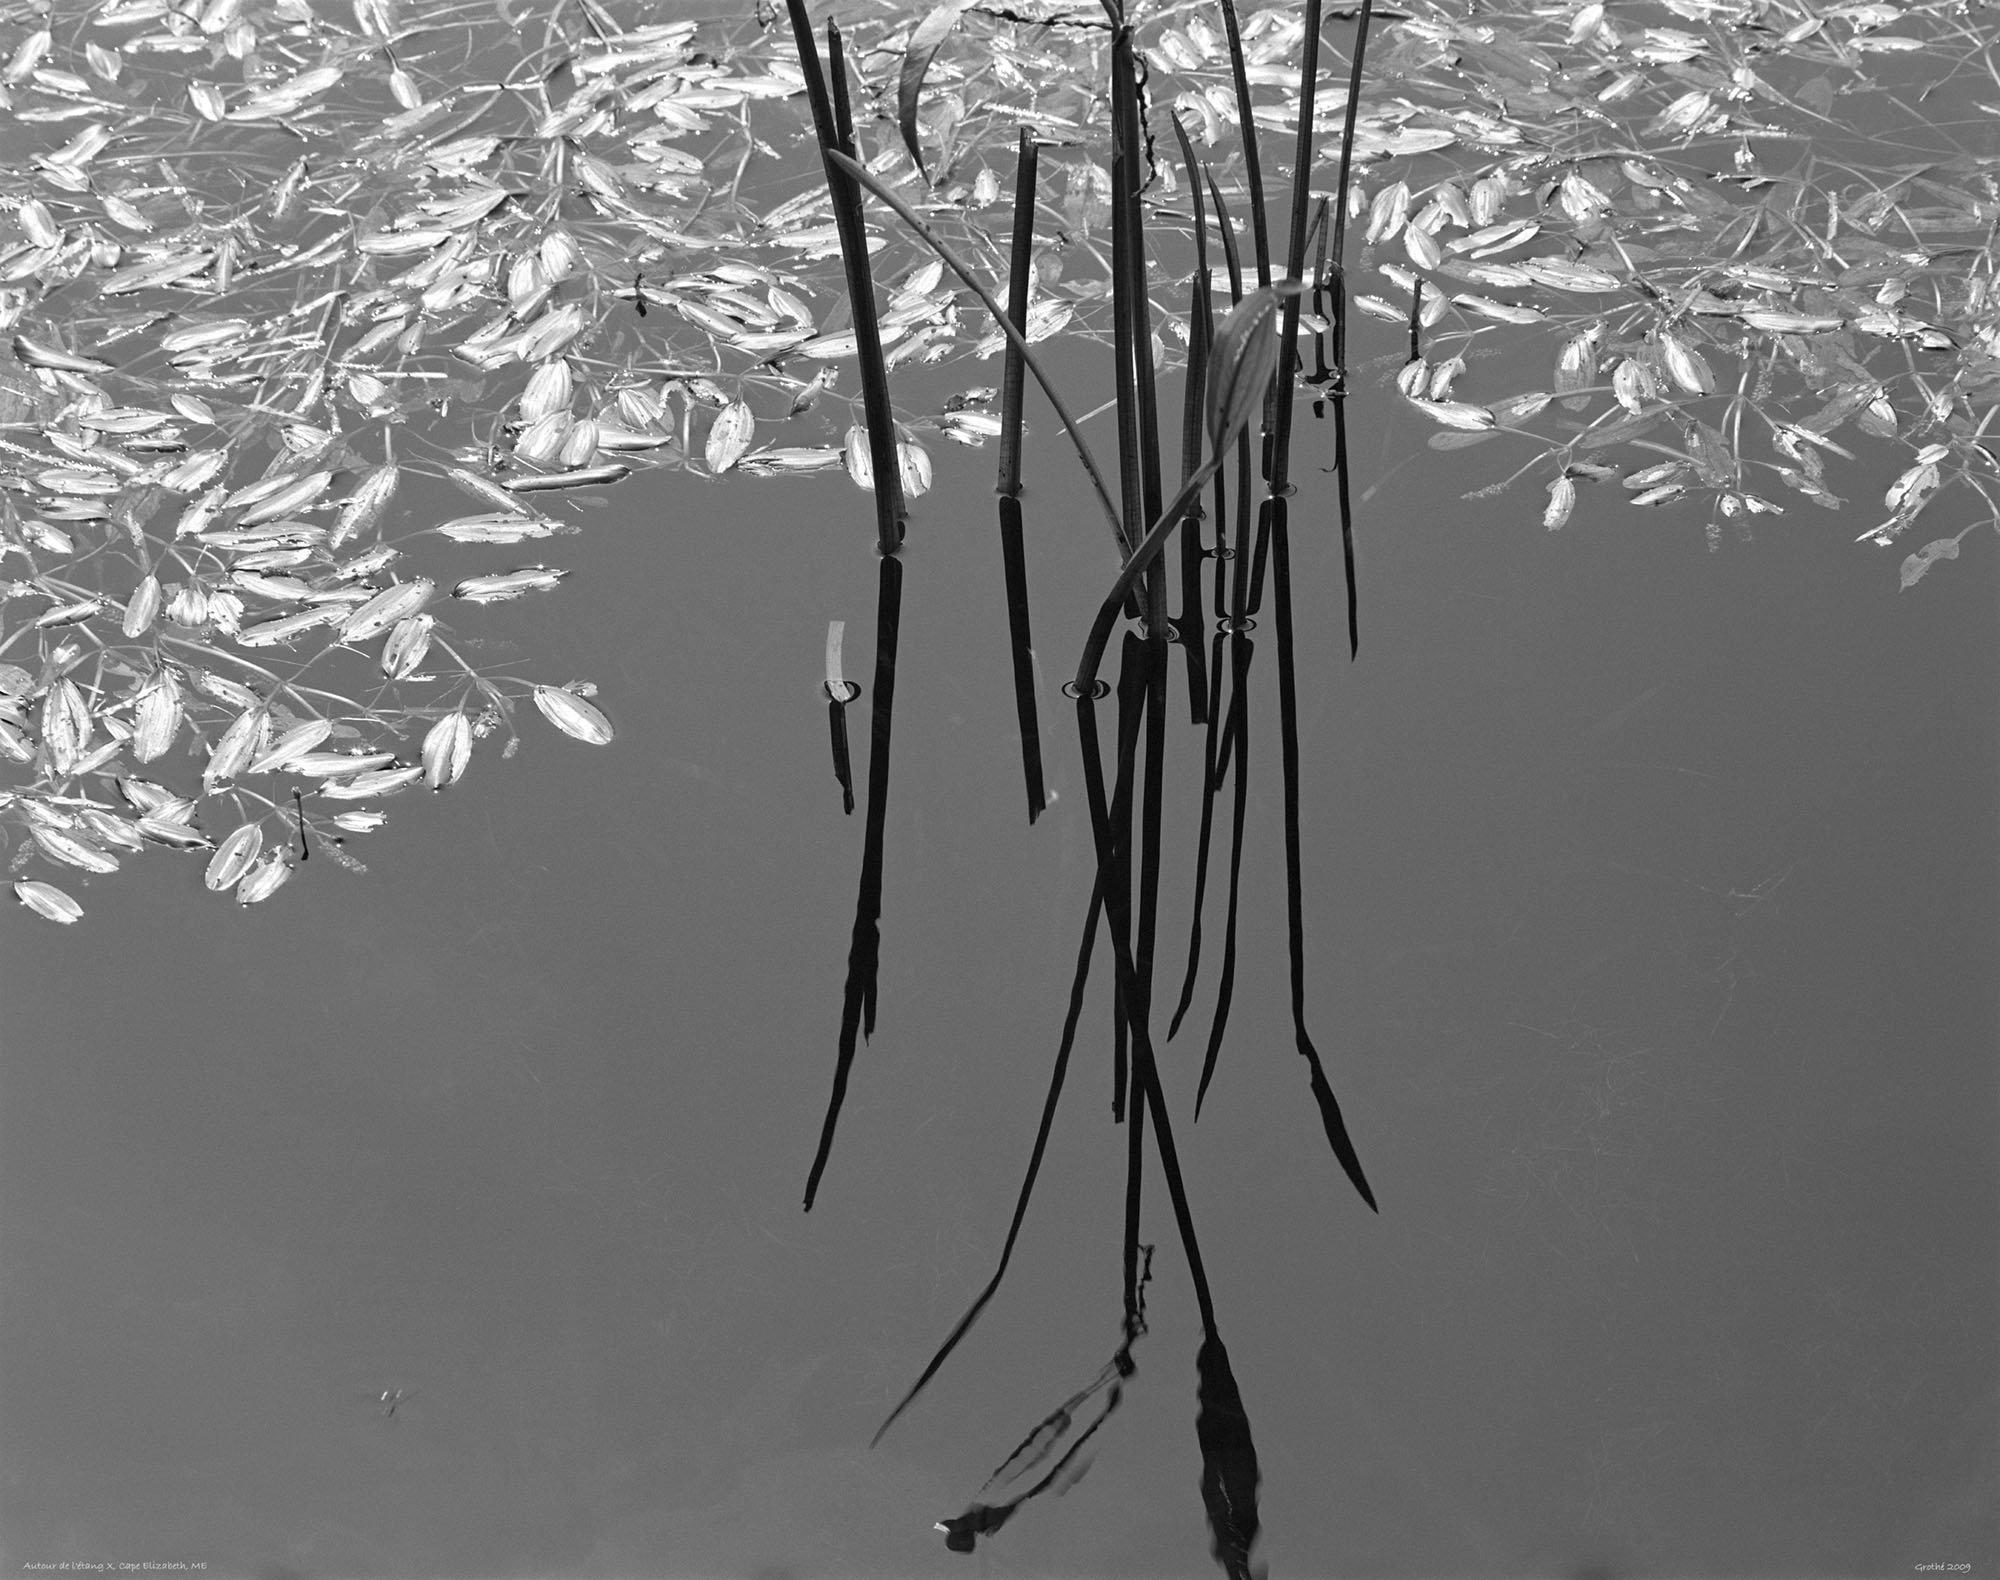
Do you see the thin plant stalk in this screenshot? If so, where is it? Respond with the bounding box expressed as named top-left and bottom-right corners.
top-left (998, 129), bottom-right (1047, 823)
top-left (784, 3), bottom-right (904, 556)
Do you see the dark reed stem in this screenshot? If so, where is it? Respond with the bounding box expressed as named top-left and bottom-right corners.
top-left (870, 877), bottom-right (1106, 1446)
top-left (998, 130), bottom-right (1046, 823)
top-left (1073, 277), bottom-right (1295, 695)
top-left (1112, 19), bottom-right (1164, 542)
top-left (1320, 0), bottom-right (1377, 654)
top-left (1164, 631), bottom-right (1226, 1042)
top-left (1270, 508), bottom-right (1376, 1210)
top-left (1215, 0), bottom-right (1271, 288)
top-left (1107, 638), bottom-right (1146, 1123)
top-left (1170, 114), bottom-right (1213, 726)
top-left (785, 2), bottom-right (905, 556)
top-left (1194, 637), bottom-right (1250, 1117)
top-left (1108, 36), bottom-right (1143, 563)
top-left (1075, 678), bottom-right (1222, 1339)
top-left (1081, 673), bottom-right (1265, 1580)
top-left (803, 552), bottom-right (903, 1212)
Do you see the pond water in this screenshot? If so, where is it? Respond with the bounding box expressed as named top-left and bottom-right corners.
top-left (1, 1), bottom-right (1994, 1576)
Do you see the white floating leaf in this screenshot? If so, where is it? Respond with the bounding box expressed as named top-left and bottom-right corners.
top-left (454, 567), bottom-right (567, 604)
top-left (533, 685), bottom-right (613, 745)
top-left (33, 826), bottom-right (119, 874)
top-left (249, 718), bottom-right (334, 774)
top-left (235, 853), bottom-right (292, 905)
top-left (15, 879), bottom-right (82, 924)
top-left (132, 669), bottom-right (183, 762)
top-left (380, 614), bottom-right (435, 679)
top-left (1659, 334), bottom-right (1714, 395)
top-left (124, 575), bottom-right (162, 637)
top-left (205, 823), bottom-right (264, 891)
top-left (705, 400), bottom-right (755, 474)
top-left (1544, 473), bottom-right (1577, 531)
top-left (340, 579), bottom-right (434, 643)
top-left (203, 706), bottom-right (268, 788)
top-left (422, 713), bottom-right (472, 789)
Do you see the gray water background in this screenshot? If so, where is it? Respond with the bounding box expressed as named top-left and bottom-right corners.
top-left (1, 10), bottom-right (1996, 1575)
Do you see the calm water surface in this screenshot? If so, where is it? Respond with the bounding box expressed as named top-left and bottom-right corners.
top-left (1, 18), bottom-right (1995, 1580)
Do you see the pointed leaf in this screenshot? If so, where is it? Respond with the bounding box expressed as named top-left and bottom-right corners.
top-left (205, 823), bottom-right (264, 891)
top-left (897, 0), bottom-right (973, 180)
top-left (533, 686), bottom-right (613, 745)
top-left (15, 879), bottom-right (82, 924)
top-left (1206, 284), bottom-right (1298, 451)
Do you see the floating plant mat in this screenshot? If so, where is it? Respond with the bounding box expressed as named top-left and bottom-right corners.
top-left (0, 0), bottom-right (1995, 918)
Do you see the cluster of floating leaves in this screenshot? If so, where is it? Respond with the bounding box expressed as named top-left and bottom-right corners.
top-left (1331, 0), bottom-right (1998, 577)
top-left (1, 0), bottom-right (1993, 920)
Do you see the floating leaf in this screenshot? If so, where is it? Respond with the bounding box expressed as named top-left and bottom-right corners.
top-left (14, 879), bottom-right (82, 925)
top-left (1899, 536), bottom-right (1959, 590)
top-left (203, 707), bottom-right (269, 789)
top-left (533, 685), bottom-right (614, 746)
top-left (236, 854), bottom-right (292, 906)
top-left (341, 579), bottom-right (435, 643)
top-left (205, 823), bottom-right (264, 891)
top-left (250, 718), bottom-right (334, 774)
top-left (423, 713), bottom-right (474, 789)
top-left (1544, 473), bottom-right (1577, 530)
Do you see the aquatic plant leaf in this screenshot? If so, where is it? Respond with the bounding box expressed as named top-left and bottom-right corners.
top-left (203, 707), bottom-right (269, 789)
top-left (32, 826), bottom-right (119, 874)
top-left (1205, 285), bottom-right (1295, 450)
top-left (288, 752), bottom-right (396, 779)
top-left (14, 879), bottom-right (82, 924)
top-left (378, 615), bottom-right (435, 680)
top-left (235, 853), bottom-right (292, 906)
top-left (1544, 473), bottom-right (1577, 531)
top-left (533, 686), bottom-right (613, 745)
top-left (249, 719), bottom-right (334, 775)
top-left (204, 823), bottom-right (264, 892)
top-left (422, 713), bottom-right (474, 789)
top-left (340, 579), bottom-right (435, 644)
top-left (1899, 537), bottom-right (1959, 590)
top-left (897, 1), bottom-right (974, 181)
top-left (704, 400), bottom-right (755, 474)
top-left (454, 567), bottom-right (567, 604)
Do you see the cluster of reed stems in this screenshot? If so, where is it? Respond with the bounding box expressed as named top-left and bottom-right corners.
top-left (785, 2), bottom-right (1376, 1571)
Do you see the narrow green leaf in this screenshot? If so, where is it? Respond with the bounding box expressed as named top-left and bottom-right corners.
top-left (897, 0), bottom-right (972, 182)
